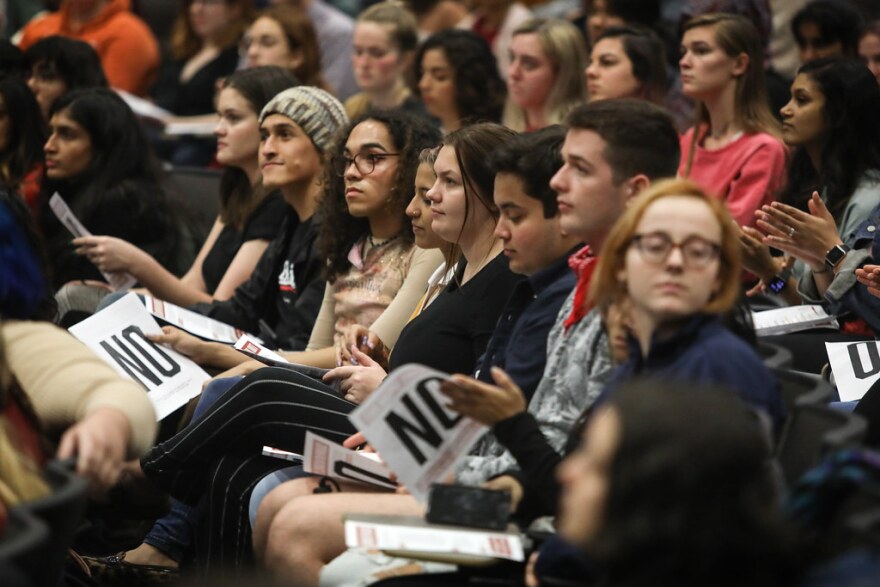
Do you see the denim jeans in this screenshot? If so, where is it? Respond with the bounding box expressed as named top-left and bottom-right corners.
top-left (142, 376), bottom-right (243, 561)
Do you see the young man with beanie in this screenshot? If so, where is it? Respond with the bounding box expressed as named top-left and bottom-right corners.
top-left (152, 86), bottom-right (349, 372)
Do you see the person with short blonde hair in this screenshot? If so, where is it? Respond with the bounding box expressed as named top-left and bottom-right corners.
top-left (344, 1), bottom-right (422, 120)
top-left (502, 18), bottom-right (587, 132)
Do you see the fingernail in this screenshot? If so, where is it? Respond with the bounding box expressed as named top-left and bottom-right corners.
top-left (367, 339), bottom-right (375, 349)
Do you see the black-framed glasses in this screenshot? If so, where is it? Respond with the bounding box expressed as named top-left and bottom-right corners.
top-left (335, 152), bottom-right (400, 177)
top-left (630, 232), bottom-right (721, 268)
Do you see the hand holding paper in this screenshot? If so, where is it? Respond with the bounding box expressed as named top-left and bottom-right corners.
top-left (73, 235), bottom-right (150, 275)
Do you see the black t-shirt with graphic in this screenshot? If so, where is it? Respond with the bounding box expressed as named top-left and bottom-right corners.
top-left (192, 210), bottom-right (325, 351)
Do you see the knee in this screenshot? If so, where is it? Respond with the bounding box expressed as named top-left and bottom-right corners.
top-left (259, 478), bottom-right (317, 531)
top-left (264, 499), bottom-right (318, 569)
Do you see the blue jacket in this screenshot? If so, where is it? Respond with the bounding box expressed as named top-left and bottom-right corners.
top-left (601, 314), bottom-right (784, 424)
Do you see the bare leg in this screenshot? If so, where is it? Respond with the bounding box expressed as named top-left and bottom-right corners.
top-left (253, 476), bottom-right (321, 561)
top-left (264, 492), bottom-right (425, 587)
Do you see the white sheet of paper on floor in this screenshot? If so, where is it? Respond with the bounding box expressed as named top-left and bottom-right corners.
top-left (48, 193), bottom-right (137, 291)
top-left (348, 364), bottom-right (488, 502)
top-left (826, 340), bottom-right (880, 402)
top-left (69, 293), bottom-right (209, 419)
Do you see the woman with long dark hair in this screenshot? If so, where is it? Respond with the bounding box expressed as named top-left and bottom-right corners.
top-left (742, 58), bottom-right (880, 306)
top-left (40, 88), bottom-right (185, 289)
top-left (415, 29), bottom-right (506, 133)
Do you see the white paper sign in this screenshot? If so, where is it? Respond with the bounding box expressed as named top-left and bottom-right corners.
top-left (302, 431), bottom-right (395, 489)
top-left (344, 514), bottom-right (524, 562)
top-left (143, 295), bottom-right (260, 344)
top-left (348, 364), bottom-right (488, 502)
top-left (826, 340), bottom-right (880, 402)
top-left (752, 305), bottom-right (838, 336)
top-left (69, 294), bottom-right (209, 419)
top-left (48, 193), bottom-right (137, 291)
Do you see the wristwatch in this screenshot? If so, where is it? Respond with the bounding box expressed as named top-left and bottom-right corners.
top-left (767, 267), bottom-right (792, 293)
top-left (824, 244), bottom-right (851, 269)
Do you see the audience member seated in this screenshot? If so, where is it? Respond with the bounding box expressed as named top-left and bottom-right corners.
top-left (0, 76), bottom-right (45, 219)
top-left (590, 178), bottom-right (784, 422)
top-left (585, 25), bottom-right (667, 105)
top-left (344, 2), bottom-right (433, 123)
top-left (243, 5), bottom-right (328, 89)
top-left (678, 13), bottom-right (787, 229)
top-left (40, 88), bottom-right (188, 293)
top-left (149, 86), bottom-right (347, 364)
top-left (268, 0), bottom-right (358, 100)
top-left (17, 0), bottom-right (159, 97)
top-left (254, 100), bottom-right (681, 585)
top-left (859, 20), bottom-right (880, 86)
top-left (415, 29), bottom-right (507, 133)
top-left (679, 0), bottom-right (790, 120)
top-left (23, 35), bottom-right (107, 121)
top-left (741, 58), bottom-right (880, 307)
top-left (550, 381), bottom-right (797, 587)
top-left (135, 123), bottom-right (519, 571)
top-left (502, 18), bottom-right (587, 132)
top-left (792, 0), bottom-right (863, 66)
top-left (464, 0), bottom-right (532, 78)
top-left (68, 67), bottom-right (295, 313)
top-left (152, 0), bottom-right (253, 166)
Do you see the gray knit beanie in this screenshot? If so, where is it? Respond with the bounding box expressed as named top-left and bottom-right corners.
top-left (259, 86), bottom-right (348, 154)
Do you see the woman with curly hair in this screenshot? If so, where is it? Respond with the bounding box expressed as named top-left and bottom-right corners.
top-left (415, 29), bottom-right (506, 133)
top-left (271, 109), bottom-right (445, 369)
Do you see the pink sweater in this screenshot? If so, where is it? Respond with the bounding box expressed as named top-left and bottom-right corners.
top-left (678, 127), bottom-right (787, 227)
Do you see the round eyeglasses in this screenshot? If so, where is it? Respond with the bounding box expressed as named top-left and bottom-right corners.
top-left (630, 232), bottom-right (721, 268)
top-left (335, 152), bottom-right (400, 177)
